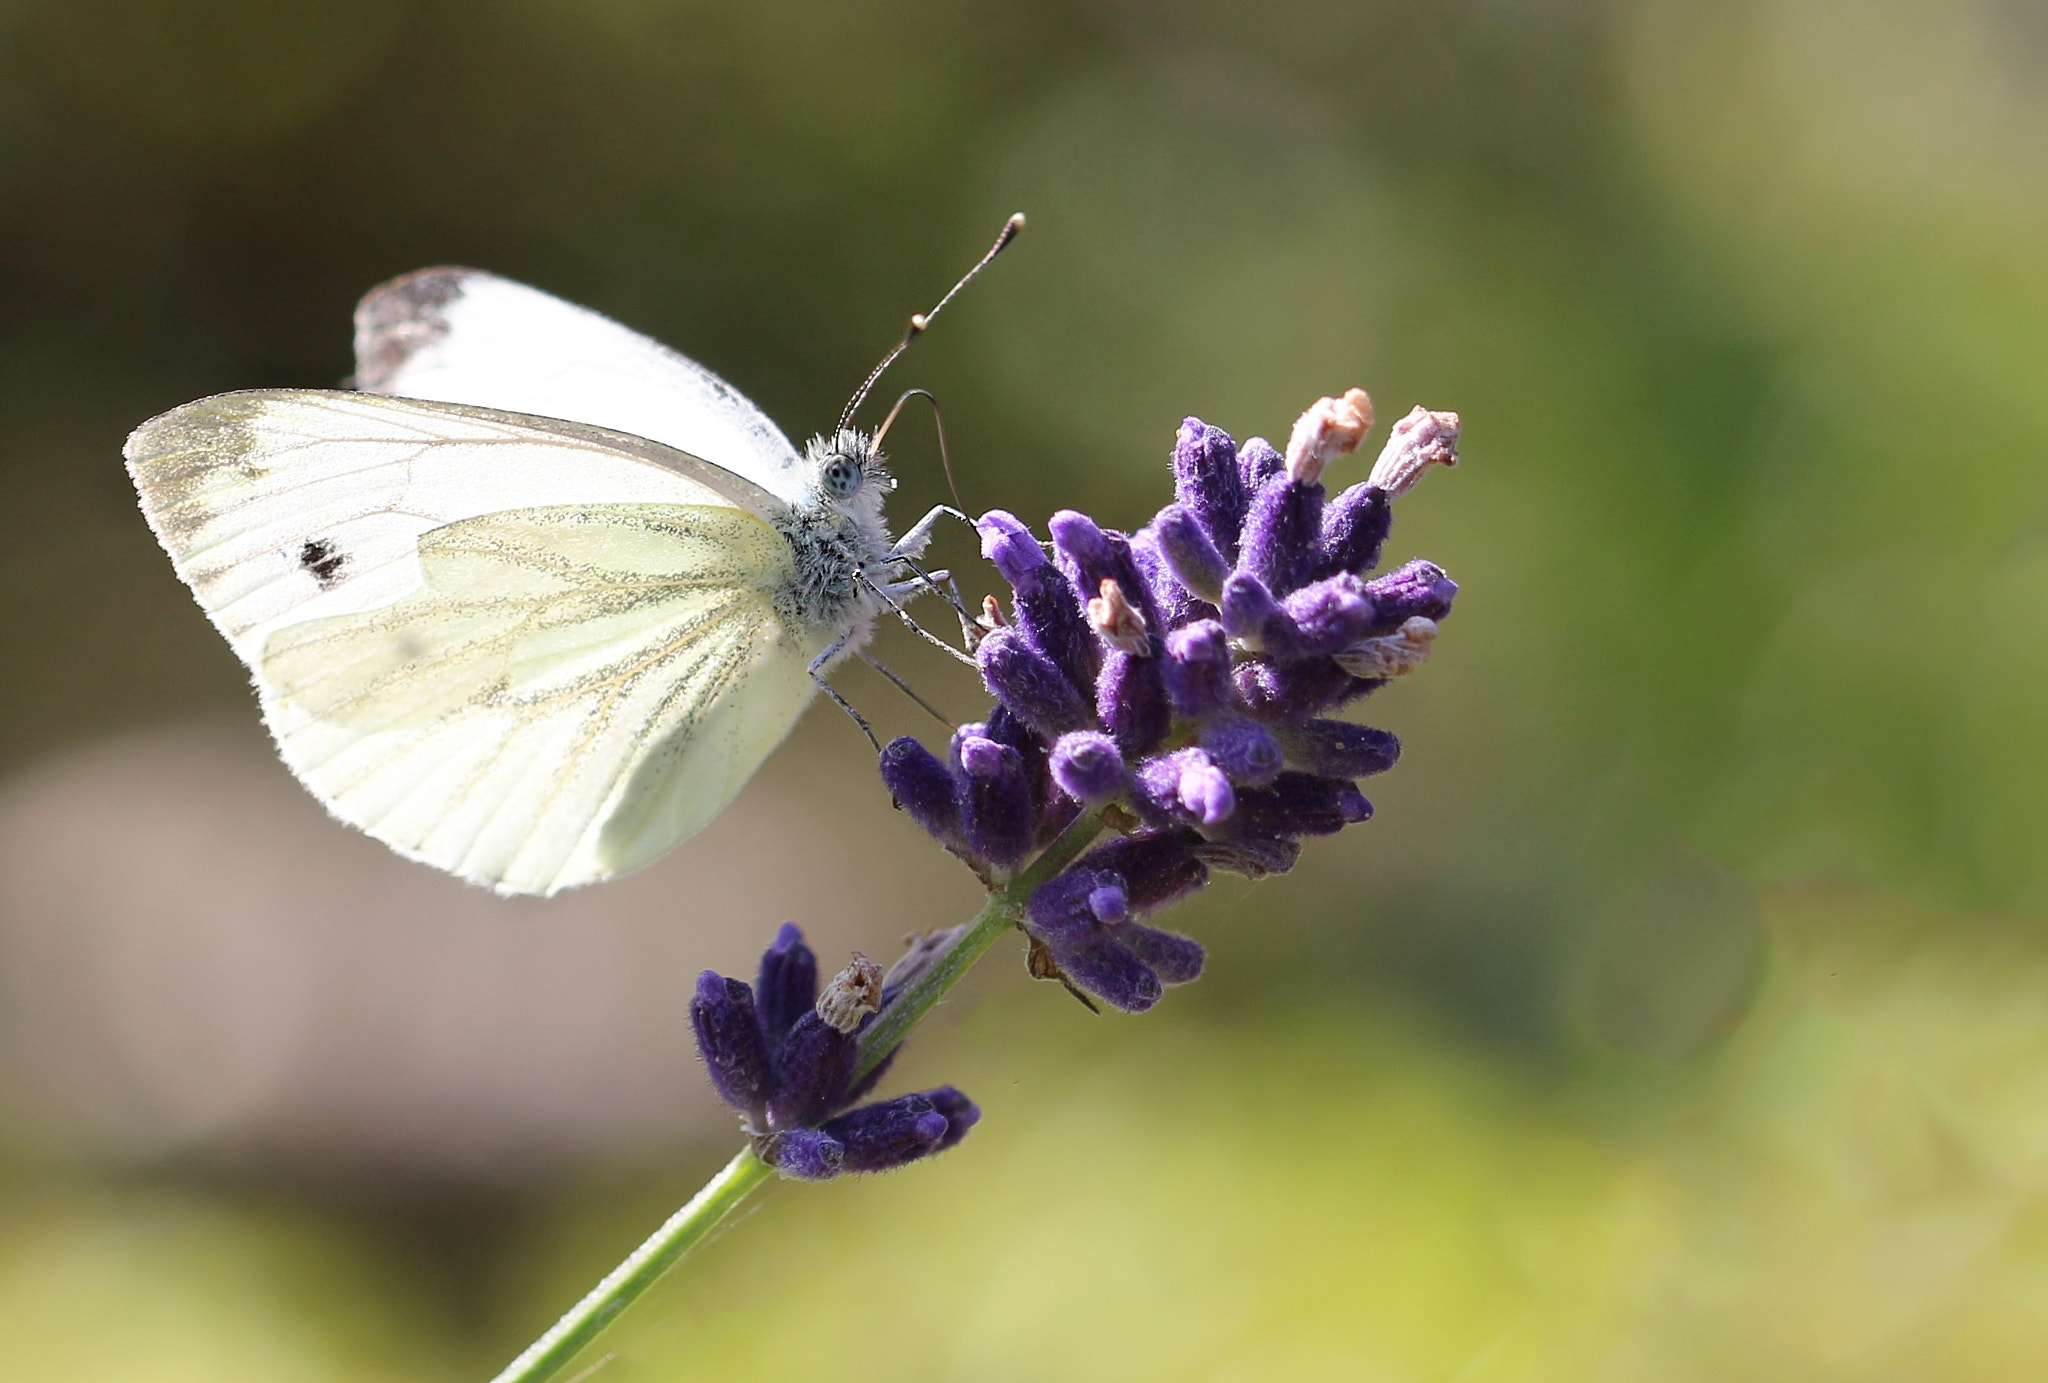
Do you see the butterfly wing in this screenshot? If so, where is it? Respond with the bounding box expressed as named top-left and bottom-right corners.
top-left (354, 268), bottom-right (811, 504)
top-left (124, 389), bottom-right (788, 665)
top-left (126, 391), bottom-right (822, 895)
top-left (260, 506), bottom-right (818, 895)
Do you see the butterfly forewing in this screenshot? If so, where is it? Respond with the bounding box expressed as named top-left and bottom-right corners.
top-left (354, 268), bottom-right (811, 504)
top-left (125, 390), bottom-right (785, 665)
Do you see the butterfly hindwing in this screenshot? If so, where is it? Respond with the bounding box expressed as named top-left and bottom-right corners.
top-left (259, 505), bottom-right (816, 896)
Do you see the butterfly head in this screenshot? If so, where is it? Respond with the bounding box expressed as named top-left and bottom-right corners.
top-left (804, 427), bottom-right (896, 516)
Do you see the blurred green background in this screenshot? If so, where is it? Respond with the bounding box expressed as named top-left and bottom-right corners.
top-left (3, 0), bottom-right (2047, 1378)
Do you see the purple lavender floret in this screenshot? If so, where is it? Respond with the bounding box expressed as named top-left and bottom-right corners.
top-left (883, 389), bottom-right (1460, 1012)
top-left (690, 925), bottom-right (980, 1180)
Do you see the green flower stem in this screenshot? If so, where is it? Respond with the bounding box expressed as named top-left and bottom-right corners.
top-left (854, 807), bottom-right (1106, 1083)
top-left (486, 807), bottom-right (1105, 1383)
top-left (485, 1146), bottom-right (770, 1383)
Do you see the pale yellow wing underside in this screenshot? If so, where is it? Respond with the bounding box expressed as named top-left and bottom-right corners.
top-left (260, 504), bottom-right (818, 896)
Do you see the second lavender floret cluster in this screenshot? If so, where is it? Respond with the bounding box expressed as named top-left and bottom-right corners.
top-left (880, 392), bottom-right (1461, 1013)
top-left (691, 923), bottom-right (979, 1180)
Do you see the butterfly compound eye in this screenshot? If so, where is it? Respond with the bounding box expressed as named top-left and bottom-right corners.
top-left (823, 453), bottom-right (864, 500)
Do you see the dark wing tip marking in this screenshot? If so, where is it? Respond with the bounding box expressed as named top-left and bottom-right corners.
top-left (352, 268), bottom-right (475, 392)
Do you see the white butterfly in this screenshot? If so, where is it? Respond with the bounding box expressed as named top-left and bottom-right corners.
top-left (125, 227), bottom-right (1016, 897)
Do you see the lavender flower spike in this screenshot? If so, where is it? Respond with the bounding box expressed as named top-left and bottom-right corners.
top-left (691, 929), bottom-right (982, 1182)
top-left (882, 387), bottom-right (1461, 1012)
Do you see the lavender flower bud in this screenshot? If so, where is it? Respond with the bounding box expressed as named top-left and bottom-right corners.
top-left (1361, 560), bottom-right (1457, 629)
top-left (816, 954), bottom-right (884, 1034)
top-left (1367, 405), bottom-right (1460, 498)
top-left (1320, 483), bottom-right (1392, 577)
top-left (1050, 512), bottom-right (1162, 630)
top-left (1239, 470), bottom-right (1325, 597)
top-left (1238, 436), bottom-right (1283, 492)
top-left (1133, 748), bottom-right (1234, 826)
top-left (1152, 503), bottom-right (1231, 604)
top-left (819, 1093), bottom-right (952, 1173)
top-left (923, 1085), bottom-right (981, 1151)
top-left (1219, 572), bottom-right (1303, 660)
top-left (1192, 835), bottom-right (1302, 878)
top-left (1232, 655), bottom-right (1361, 720)
top-left (1284, 388), bottom-right (1373, 486)
top-left (1052, 935), bottom-right (1162, 1013)
top-left (1334, 616), bottom-right (1439, 680)
top-left (957, 732), bottom-right (1036, 869)
top-left (979, 627), bottom-right (1092, 737)
top-left (879, 736), bottom-right (961, 844)
top-left (691, 972), bottom-right (771, 1118)
top-left (1280, 573), bottom-right (1377, 657)
top-left (1171, 418), bottom-right (1248, 558)
top-left (977, 509), bottom-right (1045, 581)
top-left (760, 1129), bottom-right (844, 1181)
top-left (1121, 923), bottom-right (1206, 986)
top-left (1048, 509), bottom-right (1113, 588)
top-left (1200, 715), bottom-right (1284, 787)
top-left (1098, 649), bottom-right (1171, 759)
top-left (1076, 834), bottom-right (1210, 913)
top-left (769, 1012), bottom-right (856, 1128)
top-left (1130, 528), bottom-right (1203, 632)
top-left (980, 510), bottom-right (1099, 693)
top-left (1162, 620), bottom-right (1233, 718)
top-left (1050, 730), bottom-right (1127, 805)
top-left (1274, 720), bottom-right (1401, 778)
top-left (1026, 867), bottom-right (1128, 942)
top-left (1131, 748), bottom-right (1194, 826)
top-left (1086, 578), bottom-right (1151, 656)
top-left (1230, 773), bottom-right (1372, 839)
top-left (1179, 758), bottom-right (1236, 825)
top-left (985, 705), bottom-right (1051, 806)
top-left (755, 922), bottom-right (818, 1045)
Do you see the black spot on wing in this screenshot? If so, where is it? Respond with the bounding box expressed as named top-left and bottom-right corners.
top-left (299, 537), bottom-right (347, 587)
top-left (351, 268), bottom-right (468, 392)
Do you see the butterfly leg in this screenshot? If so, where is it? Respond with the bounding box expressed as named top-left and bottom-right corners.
top-left (885, 503), bottom-right (971, 564)
top-left (882, 556), bottom-right (979, 648)
top-left (859, 652), bottom-right (956, 730)
top-left (882, 504), bottom-right (984, 649)
top-left (808, 636), bottom-right (882, 753)
top-left (860, 572), bottom-right (979, 668)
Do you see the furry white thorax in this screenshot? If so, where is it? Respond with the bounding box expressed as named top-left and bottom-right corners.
top-left (769, 428), bottom-right (909, 645)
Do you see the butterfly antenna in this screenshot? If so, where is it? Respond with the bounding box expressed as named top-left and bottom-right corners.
top-left (836, 212), bottom-right (1024, 437)
top-left (873, 388), bottom-right (966, 511)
